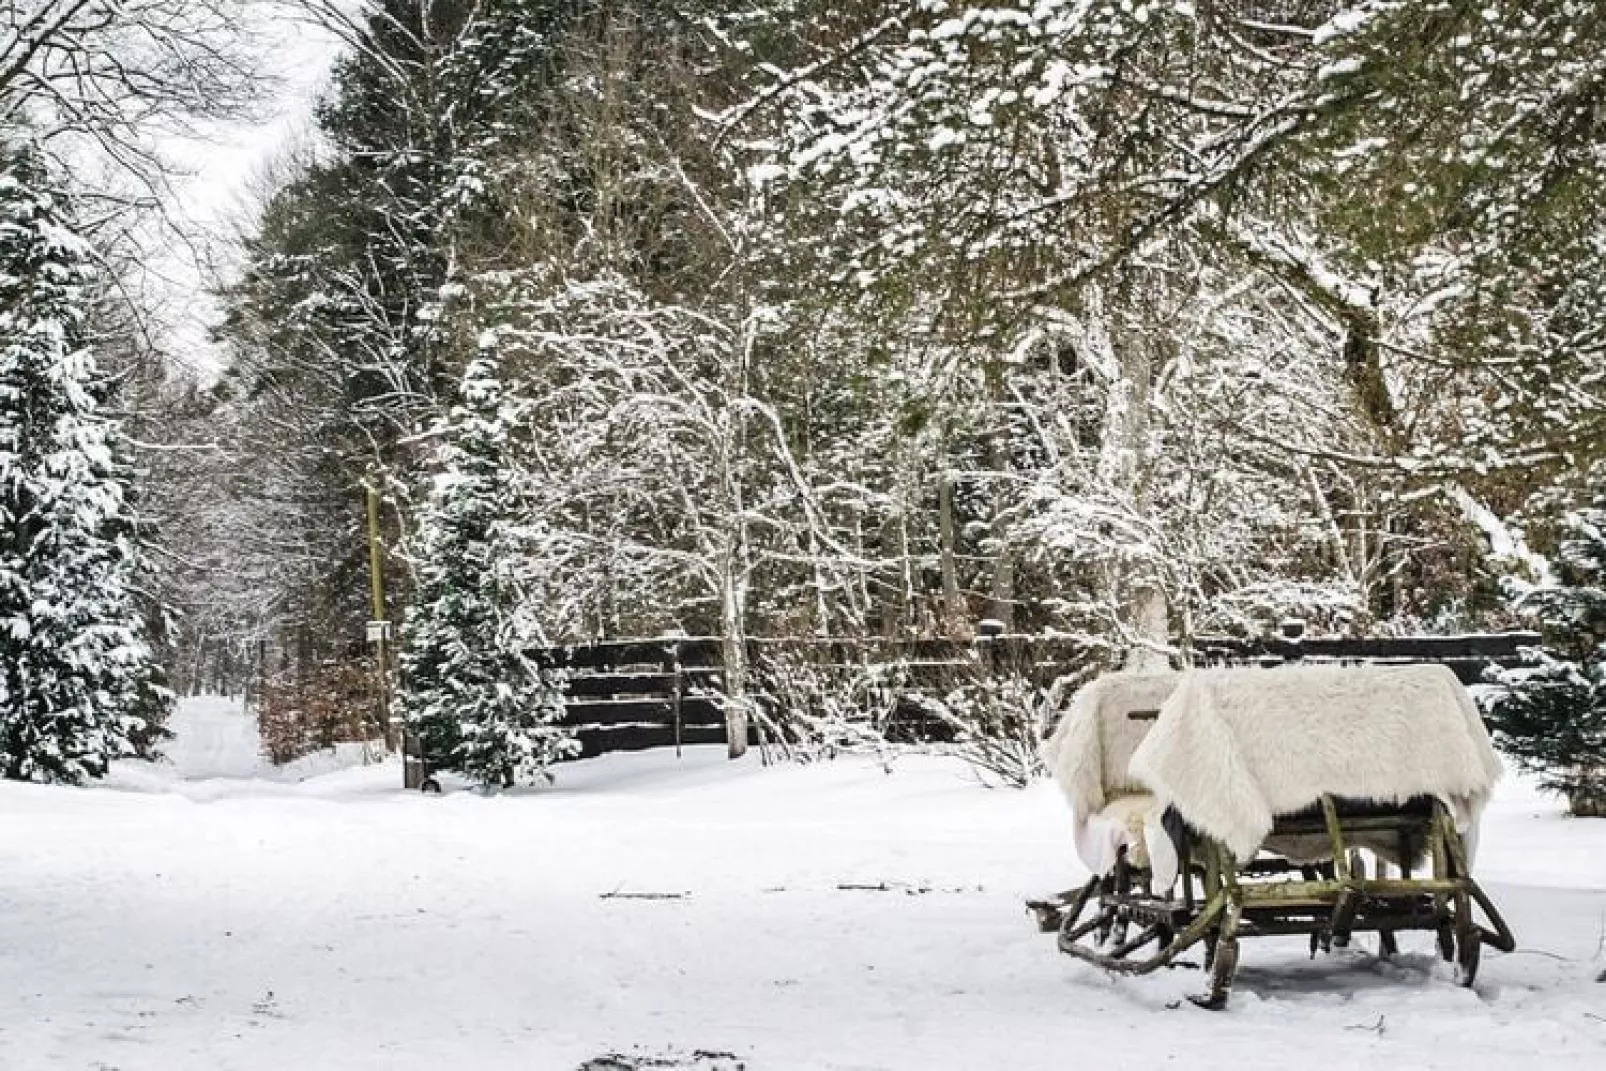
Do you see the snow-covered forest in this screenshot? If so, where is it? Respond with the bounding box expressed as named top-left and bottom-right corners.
top-left (3, 2), bottom-right (1606, 1067)
top-left (175, 3), bottom-right (1606, 735)
top-left (33, 0), bottom-right (1588, 792)
top-left (11, 2), bottom-right (1593, 775)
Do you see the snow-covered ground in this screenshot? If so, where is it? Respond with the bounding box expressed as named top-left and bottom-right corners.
top-left (2, 699), bottom-right (1603, 1070)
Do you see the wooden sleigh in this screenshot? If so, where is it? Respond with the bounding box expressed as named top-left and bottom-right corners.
top-left (1030, 666), bottom-right (1516, 1009)
top-left (1029, 791), bottom-right (1516, 1008)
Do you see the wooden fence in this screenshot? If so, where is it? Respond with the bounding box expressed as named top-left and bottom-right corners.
top-left (403, 629), bottom-right (1544, 783)
top-left (1191, 628), bottom-right (1542, 685)
top-left (541, 639), bottom-right (725, 759)
top-left (530, 634), bottom-right (1092, 758)
top-left (538, 628), bottom-right (1543, 757)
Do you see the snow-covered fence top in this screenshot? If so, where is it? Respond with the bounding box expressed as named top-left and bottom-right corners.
top-left (529, 634), bottom-right (1090, 675)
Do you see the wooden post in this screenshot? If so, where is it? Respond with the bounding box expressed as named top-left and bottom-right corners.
top-left (976, 617), bottom-right (1005, 674)
top-left (670, 641), bottom-right (684, 759)
top-left (365, 481), bottom-right (396, 755)
top-left (1320, 794), bottom-right (1350, 882)
top-left (1280, 618), bottom-right (1306, 664)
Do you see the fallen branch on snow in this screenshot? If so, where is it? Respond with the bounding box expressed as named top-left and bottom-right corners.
top-left (836, 881), bottom-right (982, 895)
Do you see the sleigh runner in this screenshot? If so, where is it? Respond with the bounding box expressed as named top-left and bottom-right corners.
top-left (1030, 665), bottom-right (1515, 1008)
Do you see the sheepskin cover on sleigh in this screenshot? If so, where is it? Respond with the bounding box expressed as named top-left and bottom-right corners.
top-left (1042, 664), bottom-right (1503, 888)
top-left (1039, 670), bottom-right (1180, 879)
top-left (1132, 664), bottom-right (1502, 863)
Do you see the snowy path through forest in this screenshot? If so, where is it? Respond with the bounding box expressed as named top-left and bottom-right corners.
top-left (1, 698), bottom-right (1604, 1070)
top-left (111, 696), bottom-right (377, 795)
top-left (157, 696), bottom-right (268, 781)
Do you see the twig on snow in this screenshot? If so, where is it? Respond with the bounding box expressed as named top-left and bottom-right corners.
top-left (837, 881), bottom-right (931, 894)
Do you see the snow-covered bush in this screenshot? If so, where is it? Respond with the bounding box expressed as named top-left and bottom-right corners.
top-left (921, 675), bottom-right (1051, 790)
top-left (1483, 654), bottom-right (1606, 817)
top-left (751, 651), bottom-right (902, 767)
top-left (750, 640), bottom-right (1097, 787)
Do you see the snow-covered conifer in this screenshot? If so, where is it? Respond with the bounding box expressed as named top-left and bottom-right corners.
top-left (1483, 495), bottom-right (1606, 816)
top-left (397, 356), bottom-right (576, 788)
top-left (0, 145), bottom-right (172, 784)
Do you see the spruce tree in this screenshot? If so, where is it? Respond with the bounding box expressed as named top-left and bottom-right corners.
top-left (1482, 494), bottom-right (1606, 816)
top-left (0, 145), bottom-right (173, 784)
top-left (397, 357), bottom-right (575, 789)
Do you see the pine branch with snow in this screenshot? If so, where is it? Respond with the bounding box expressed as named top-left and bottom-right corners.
top-left (1482, 489), bottom-right (1606, 815)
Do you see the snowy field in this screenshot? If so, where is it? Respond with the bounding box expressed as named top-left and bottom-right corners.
top-left (2, 699), bottom-right (1604, 1070)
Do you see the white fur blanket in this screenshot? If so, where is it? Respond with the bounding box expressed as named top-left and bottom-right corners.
top-left (1128, 664), bottom-right (1502, 862)
top-left (1040, 671), bottom-right (1179, 876)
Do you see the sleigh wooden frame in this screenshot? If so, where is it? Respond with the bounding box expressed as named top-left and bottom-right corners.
top-left (1029, 790), bottom-right (1516, 1009)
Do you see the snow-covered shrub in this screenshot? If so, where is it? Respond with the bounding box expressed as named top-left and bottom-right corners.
top-left (750, 641), bottom-right (1098, 787)
top-left (921, 675), bottom-right (1051, 790)
top-left (1483, 655), bottom-right (1606, 817)
top-left (256, 660), bottom-right (376, 766)
top-left (751, 651), bottom-right (901, 767)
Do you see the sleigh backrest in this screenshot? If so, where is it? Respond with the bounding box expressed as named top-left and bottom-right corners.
top-left (1043, 671), bottom-right (1180, 815)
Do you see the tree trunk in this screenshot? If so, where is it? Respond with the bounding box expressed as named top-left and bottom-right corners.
top-left (719, 548), bottom-right (750, 760)
top-left (897, 507), bottom-right (916, 635)
top-left (1124, 585), bottom-right (1170, 672)
top-left (1097, 282), bottom-right (1167, 658)
top-left (717, 316), bottom-right (756, 759)
top-left (808, 527), bottom-right (832, 637)
top-left (1341, 310), bottom-right (1397, 442)
top-left (938, 471), bottom-right (964, 636)
top-left (984, 358), bottom-right (1015, 630)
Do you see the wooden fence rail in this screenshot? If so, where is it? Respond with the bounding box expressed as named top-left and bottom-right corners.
top-left (403, 629), bottom-right (1544, 785)
top-left (1192, 629), bottom-right (1542, 685)
top-left (544, 629), bottom-right (1542, 756)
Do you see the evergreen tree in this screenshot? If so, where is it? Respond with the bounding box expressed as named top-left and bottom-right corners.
top-left (397, 357), bottom-right (576, 788)
top-left (0, 145), bottom-right (173, 784)
top-left (1482, 494), bottom-right (1606, 816)
top-left (213, 1), bottom-right (603, 695)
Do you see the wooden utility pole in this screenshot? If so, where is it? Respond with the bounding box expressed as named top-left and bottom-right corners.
top-left (365, 480), bottom-right (397, 754)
